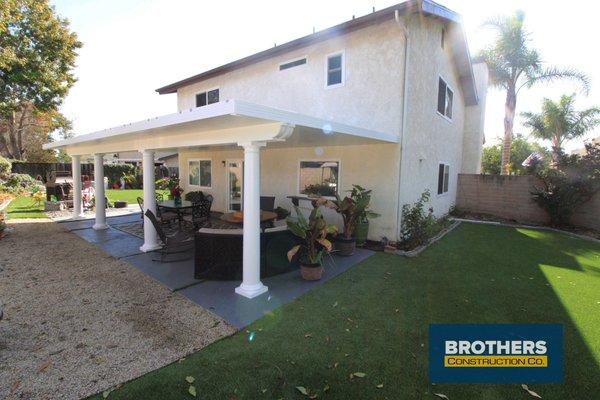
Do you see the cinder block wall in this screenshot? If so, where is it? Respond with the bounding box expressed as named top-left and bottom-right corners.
top-left (456, 174), bottom-right (600, 231)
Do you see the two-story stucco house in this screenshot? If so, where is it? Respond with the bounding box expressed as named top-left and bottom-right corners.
top-left (46, 0), bottom-right (488, 298)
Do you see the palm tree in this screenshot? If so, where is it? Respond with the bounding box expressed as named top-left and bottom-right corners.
top-left (479, 10), bottom-right (589, 174)
top-left (522, 94), bottom-right (600, 164)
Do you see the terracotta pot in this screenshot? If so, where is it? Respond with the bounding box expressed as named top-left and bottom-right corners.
top-left (336, 236), bottom-right (356, 256)
top-left (300, 263), bottom-right (324, 280)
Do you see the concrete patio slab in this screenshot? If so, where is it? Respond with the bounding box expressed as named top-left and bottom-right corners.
top-left (59, 213), bottom-right (141, 231)
top-left (180, 249), bottom-right (374, 329)
top-left (120, 250), bottom-right (200, 291)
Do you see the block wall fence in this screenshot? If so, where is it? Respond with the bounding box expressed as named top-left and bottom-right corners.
top-left (456, 174), bottom-right (600, 231)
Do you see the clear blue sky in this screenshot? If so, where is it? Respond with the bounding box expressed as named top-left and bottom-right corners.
top-left (51, 0), bottom-right (600, 152)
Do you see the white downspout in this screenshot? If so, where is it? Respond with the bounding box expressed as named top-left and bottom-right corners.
top-left (395, 10), bottom-right (410, 241)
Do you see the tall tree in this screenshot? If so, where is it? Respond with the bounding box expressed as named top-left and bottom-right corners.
top-left (479, 10), bottom-right (589, 175)
top-left (481, 134), bottom-right (549, 175)
top-left (522, 94), bottom-right (600, 164)
top-left (0, 0), bottom-right (80, 159)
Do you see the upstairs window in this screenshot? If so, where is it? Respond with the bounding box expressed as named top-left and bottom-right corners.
top-left (279, 57), bottom-right (307, 71)
top-left (437, 77), bottom-right (453, 119)
top-left (326, 52), bottom-right (344, 87)
top-left (437, 163), bottom-right (450, 195)
top-left (195, 88), bottom-right (219, 108)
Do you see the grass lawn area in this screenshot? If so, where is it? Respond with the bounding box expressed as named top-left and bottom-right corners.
top-left (106, 189), bottom-right (169, 205)
top-left (91, 223), bottom-right (600, 400)
top-left (5, 195), bottom-right (46, 219)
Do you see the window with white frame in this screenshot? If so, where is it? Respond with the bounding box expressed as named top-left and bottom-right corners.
top-left (326, 53), bottom-right (344, 87)
top-left (195, 88), bottom-right (219, 108)
top-left (437, 77), bottom-right (453, 119)
top-left (437, 163), bottom-right (450, 195)
top-left (299, 160), bottom-right (339, 197)
top-left (189, 159), bottom-right (212, 188)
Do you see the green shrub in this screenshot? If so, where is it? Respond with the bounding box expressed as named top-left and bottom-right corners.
top-left (400, 190), bottom-right (435, 250)
top-left (531, 143), bottom-right (599, 226)
top-left (104, 164), bottom-right (136, 187)
top-left (4, 173), bottom-right (41, 189)
top-left (0, 156), bottom-right (11, 178)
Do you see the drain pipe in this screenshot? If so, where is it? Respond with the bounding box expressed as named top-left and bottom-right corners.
top-left (395, 9), bottom-right (410, 241)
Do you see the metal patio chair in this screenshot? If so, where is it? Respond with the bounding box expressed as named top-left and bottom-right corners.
top-left (145, 209), bottom-right (193, 262)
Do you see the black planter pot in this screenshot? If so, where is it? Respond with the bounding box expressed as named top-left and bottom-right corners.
top-left (300, 262), bottom-right (324, 280)
top-left (336, 236), bottom-right (356, 256)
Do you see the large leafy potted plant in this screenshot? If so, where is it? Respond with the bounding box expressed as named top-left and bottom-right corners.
top-left (319, 193), bottom-right (370, 256)
top-left (286, 206), bottom-right (337, 280)
top-left (348, 185), bottom-right (379, 246)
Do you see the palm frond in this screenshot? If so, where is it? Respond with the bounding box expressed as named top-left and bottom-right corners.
top-left (519, 67), bottom-right (590, 95)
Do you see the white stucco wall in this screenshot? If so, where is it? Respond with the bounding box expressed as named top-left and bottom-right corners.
top-left (176, 19), bottom-right (406, 136)
top-left (172, 15), bottom-right (487, 240)
top-left (461, 61), bottom-right (489, 174)
top-left (398, 17), bottom-right (468, 219)
top-left (179, 142), bottom-right (400, 241)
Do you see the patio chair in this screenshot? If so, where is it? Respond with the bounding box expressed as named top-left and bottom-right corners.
top-left (185, 191), bottom-right (205, 203)
top-left (260, 196), bottom-right (275, 212)
top-left (138, 196), bottom-right (178, 225)
top-left (183, 198), bottom-right (212, 230)
top-left (145, 209), bottom-right (193, 262)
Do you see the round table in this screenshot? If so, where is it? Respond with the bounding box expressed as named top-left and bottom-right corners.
top-left (220, 211), bottom-right (278, 224)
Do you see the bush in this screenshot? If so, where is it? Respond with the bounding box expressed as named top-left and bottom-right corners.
top-left (0, 156), bottom-right (11, 178)
top-left (302, 183), bottom-right (337, 197)
top-left (4, 173), bottom-right (42, 189)
top-left (531, 143), bottom-right (599, 226)
top-left (400, 190), bottom-right (436, 250)
top-left (104, 164), bottom-right (136, 187)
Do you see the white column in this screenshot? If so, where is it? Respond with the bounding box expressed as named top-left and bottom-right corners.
top-left (71, 155), bottom-right (84, 219)
top-left (140, 149), bottom-right (161, 252)
top-left (92, 153), bottom-right (108, 230)
top-left (235, 141), bottom-right (268, 299)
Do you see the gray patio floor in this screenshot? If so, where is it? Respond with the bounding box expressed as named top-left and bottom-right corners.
top-left (61, 214), bottom-right (374, 328)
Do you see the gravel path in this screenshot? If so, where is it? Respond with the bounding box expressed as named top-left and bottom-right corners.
top-left (0, 219), bottom-right (235, 400)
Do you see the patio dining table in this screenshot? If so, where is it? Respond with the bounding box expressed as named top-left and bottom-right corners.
top-left (220, 211), bottom-right (278, 224)
top-left (157, 200), bottom-right (195, 229)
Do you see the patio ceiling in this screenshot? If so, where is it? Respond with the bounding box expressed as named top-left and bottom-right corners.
top-left (43, 100), bottom-right (398, 155)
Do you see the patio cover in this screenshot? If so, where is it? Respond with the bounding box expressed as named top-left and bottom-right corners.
top-left (44, 100), bottom-right (397, 298)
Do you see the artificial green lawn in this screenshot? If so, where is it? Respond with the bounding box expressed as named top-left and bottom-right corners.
top-left (106, 189), bottom-right (168, 205)
top-left (91, 223), bottom-right (600, 400)
top-left (5, 195), bottom-right (45, 218)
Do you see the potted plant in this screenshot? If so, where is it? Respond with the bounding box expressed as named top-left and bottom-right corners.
top-left (348, 185), bottom-right (379, 246)
top-left (286, 206), bottom-right (337, 280)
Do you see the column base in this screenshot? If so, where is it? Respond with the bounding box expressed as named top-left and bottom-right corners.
top-left (139, 242), bottom-right (162, 252)
top-left (235, 282), bottom-right (269, 299)
top-left (92, 223), bottom-right (109, 230)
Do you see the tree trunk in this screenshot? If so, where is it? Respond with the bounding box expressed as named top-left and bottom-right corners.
top-left (501, 86), bottom-right (517, 175)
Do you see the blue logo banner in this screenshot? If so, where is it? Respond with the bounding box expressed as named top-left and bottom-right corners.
top-left (429, 324), bottom-right (563, 383)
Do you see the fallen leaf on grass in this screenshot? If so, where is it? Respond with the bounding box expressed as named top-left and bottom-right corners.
top-left (521, 384), bottom-right (542, 398)
top-left (296, 386), bottom-right (308, 395)
top-left (352, 372), bottom-right (366, 378)
top-left (332, 302), bottom-right (338, 308)
top-left (376, 383), bottom-right (384, 388)
top-left (186, 376), bottom-right (195, 384)
top-left (188, 385), bottom-right (197, 397)
top-left (304, 333), bottom-right (313, 338)
top-left (434, 393), bottom-right (449, 399)
top-left (323, 384), bottom-right (330, 392)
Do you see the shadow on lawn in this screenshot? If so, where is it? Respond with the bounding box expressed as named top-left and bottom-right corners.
top-left (86, 223), bottom-right (600, 400)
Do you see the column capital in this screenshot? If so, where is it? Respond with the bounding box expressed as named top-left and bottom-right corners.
top-left (139, 149), bottom-right (156, 155)
top-left (237, 141), bottom-right (267, 150)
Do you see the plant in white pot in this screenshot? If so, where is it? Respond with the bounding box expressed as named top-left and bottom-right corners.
top-left (286, 206), bottom-right (337, 280)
